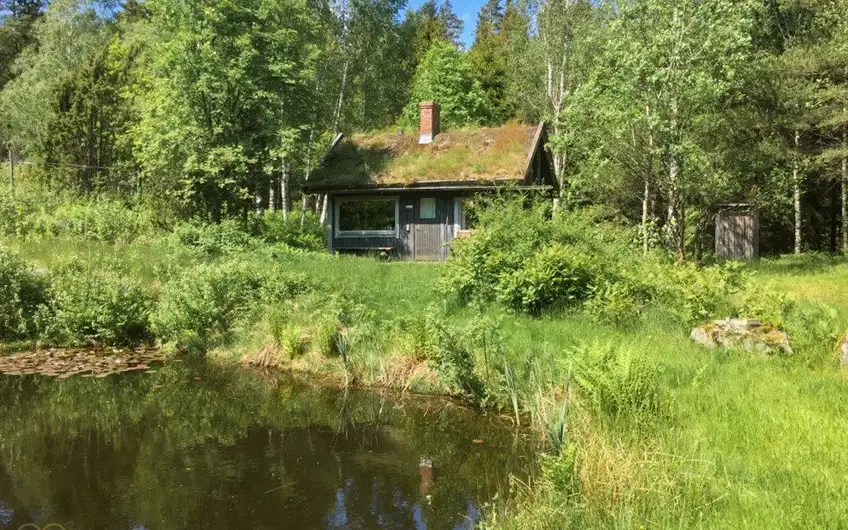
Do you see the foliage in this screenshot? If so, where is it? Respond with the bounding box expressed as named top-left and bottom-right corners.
top-left (39, 258), bottom-right (154, 346)
top-left (569, 341), bottom-right (660, 422)
top-left (251, 211), bottom-right (326, 252)
top-left (442, 197), bottom-right (742, 324)
top-left (169, 219), bottom-right (255, 257)
top-left (496, 243), bottom-right (595, 315)
top-left (784, 300), bottom-right (841, 368)
top-left (657, 261), bottom-right (746, 324)
top-left (0, 245), bottom-right (47, 340)
top-left (153, 258), bottom-right (266, 349)
top-left (0, 182), bottom-right (159, 242)
top-left (401, 40), bottom-right (487, 130)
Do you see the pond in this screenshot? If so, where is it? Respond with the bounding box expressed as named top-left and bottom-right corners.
top-left (0, 360), bottom-right (537, 529)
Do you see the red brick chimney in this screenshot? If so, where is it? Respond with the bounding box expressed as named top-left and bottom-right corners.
top-left (419, 101), bottom-right (440, 145)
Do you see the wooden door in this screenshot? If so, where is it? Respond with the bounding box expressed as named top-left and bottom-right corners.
top-left (415, 197), bottom-right (442, 261)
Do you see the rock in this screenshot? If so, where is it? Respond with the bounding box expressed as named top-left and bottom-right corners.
top-left (840, 331), bottom-right (848, 368)
top-left (690, 327), bottom-right (718, 349)
top-left (691, 317), bottom-right (792, 355)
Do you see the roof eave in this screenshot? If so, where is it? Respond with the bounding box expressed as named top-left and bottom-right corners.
top-left (304, 180), bottom-right (555, 195)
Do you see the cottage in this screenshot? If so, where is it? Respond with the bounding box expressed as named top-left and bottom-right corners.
top-left (305, 101), bottom-right (557, 261)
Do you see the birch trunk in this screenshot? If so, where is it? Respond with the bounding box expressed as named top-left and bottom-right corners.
top-left (280, 157), bottom-right (290, 223)
top-left (793, 130), bottom-right (802, 255)
top-left (268, 176), bottom-right (276, 214)
top-left (841, 126), bottom-right (846, 252)
top-left (300, 125), bottom-right (316, 227)
top-left (8, 147), bottom-right (14, 188)
top-left (320, 194), bottom-right (328, 225)
top-left (642, 104), bottom-right (654, 258)
top-left (666, 98), bottom-right (684, 262)
top-left (254, 182), bottom-right (264, 216)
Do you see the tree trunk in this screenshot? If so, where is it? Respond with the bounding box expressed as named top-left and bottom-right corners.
top-left (268, 176), bottom-right (276, 214)
top-left (254, 181), bottom-right (264, 216)
top-left (666, 99), bottom-right (685, 262)
top-left (280, 157), bottom-right (290, 223)
top-left (8, 147), bottom-right (14, 188)
top-left (319, 194), bottom-right (329, 225)
top-left (793, 130), bottom-right (802, 255)
top-left (642, 104), bottom-right (654, 258)
top-left (300, 125), bottom-right (316, 227)
top-left (842, 126), bottom-right (847, 253)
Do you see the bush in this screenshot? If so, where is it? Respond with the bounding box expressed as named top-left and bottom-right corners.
top-left (423, 309), bottom-right (484, 398)
top-left (40, 259), bottom-right (154, 345)
top-left (169, 219), bottom-right (255, 257)
top-left (658, 262), bottom-right (745, 324)
top-left (152, 259), bottom-right (267, 348)
top-left (783, 300), bottom-right (840, 367)
top-left (439, 196), bottom-right (552, 305)
top-left (253, 211), bottom-right (326, 252)
top-left (585, 280), bottom-right (644, 327)
top-left (496, 244), bottom-right (595, 314)
top-left (739, 287), bottom-right (795, 328)
top-left (0, 246), bottom-right (47, 340)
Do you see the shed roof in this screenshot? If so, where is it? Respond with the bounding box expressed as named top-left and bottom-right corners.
top-left (304, 122), bottom-right (551, 192)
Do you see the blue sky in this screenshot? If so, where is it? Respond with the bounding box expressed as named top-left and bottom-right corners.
top-left (405, 0), bottom-right (485, 48)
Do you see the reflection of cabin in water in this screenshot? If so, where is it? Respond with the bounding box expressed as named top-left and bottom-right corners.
top-left (304, 101), bottom-right (557, 261)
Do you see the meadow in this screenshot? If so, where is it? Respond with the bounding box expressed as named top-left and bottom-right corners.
top-left (1, 182), bottom-right (847, 528)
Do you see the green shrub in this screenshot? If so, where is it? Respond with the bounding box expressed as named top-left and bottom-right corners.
top-left (439, 196), bottom-right (552, 305)
top-left (496, 244), bottom-right (595, 314)
top-left (26, 199), bottom-right (155, 243)
top-left (252, 211), bottom-right (326, 252)
top-left (783, 300), bottom-right (840, 367)
top-left (0, 246), bottom-right (47, 340)
top-left (585, 280), bottom-right (644, 327)
top-left (169, 219), bottom-right (255, 257)
top-left (152, 259), bottom-right (267, 348)
top-left (739, 287), bottom-right (795, 328)
top-left (417, 308), bottom-right (484, 398)
top-left (40, 259), bottom-right (154, 346)
top-left (658, 262), bottom-right (745, 324)
top-left (570, 341), bottom-right (660, 422)
top-left (258, 269), bottom-right (313, 303)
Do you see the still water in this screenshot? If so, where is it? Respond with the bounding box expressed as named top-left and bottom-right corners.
top-left (0, 360), bottom-right (536, 529)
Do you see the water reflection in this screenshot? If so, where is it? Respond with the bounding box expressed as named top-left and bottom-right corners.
top-left (0, 360), bottom-right (536, 529)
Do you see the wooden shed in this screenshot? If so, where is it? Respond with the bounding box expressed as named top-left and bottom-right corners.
top-left (715, 205), bottom-right (759, 260)
top-left (304, 102), bottom-right (557, 261)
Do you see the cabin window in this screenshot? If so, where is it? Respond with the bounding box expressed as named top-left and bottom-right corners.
top-left (420, 198), bottom-right (437, 220)
top-left (336, 197), bottom-right (398, 237)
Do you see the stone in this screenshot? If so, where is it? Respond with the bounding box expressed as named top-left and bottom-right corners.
top-left (690, 318), bottom-right (792, 355)
top-left (690, 327), bottom-right (718, 349)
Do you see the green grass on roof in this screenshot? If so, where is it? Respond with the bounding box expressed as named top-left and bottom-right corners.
top-left (311, 123), bottom-right (539, 189)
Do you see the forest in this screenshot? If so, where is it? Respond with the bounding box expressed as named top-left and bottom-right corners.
top-left (1, 0), bottom-right (847, 258)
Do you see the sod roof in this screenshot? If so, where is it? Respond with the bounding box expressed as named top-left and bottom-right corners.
top-left (306, 123), bottom-right (545, 191)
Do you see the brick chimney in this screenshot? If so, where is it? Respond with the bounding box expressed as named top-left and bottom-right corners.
top-left (419, 101), bottom-right (440, 145)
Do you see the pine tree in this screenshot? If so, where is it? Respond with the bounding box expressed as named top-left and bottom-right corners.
top-left (469, 0), bottom-right (514, 123)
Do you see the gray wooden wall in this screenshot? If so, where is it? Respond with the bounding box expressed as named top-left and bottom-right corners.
top-left (716, 209), bottom-right (759, 260)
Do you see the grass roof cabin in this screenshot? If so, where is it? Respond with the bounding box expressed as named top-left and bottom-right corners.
top-left (305, 101), bottom-right (557, 261)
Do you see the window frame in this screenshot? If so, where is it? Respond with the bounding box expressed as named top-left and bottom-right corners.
top-left (334, 196), bottom-right (400, 238)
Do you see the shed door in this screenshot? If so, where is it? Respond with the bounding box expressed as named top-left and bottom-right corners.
top-left (415, 197), bottom-right (443, 261)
